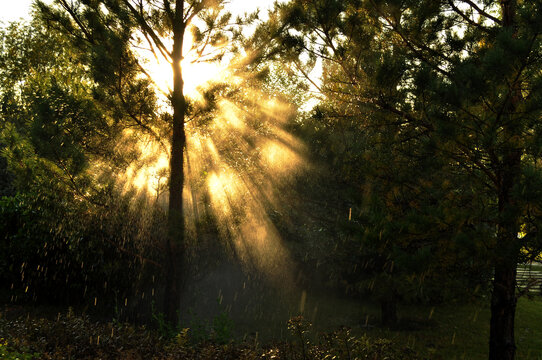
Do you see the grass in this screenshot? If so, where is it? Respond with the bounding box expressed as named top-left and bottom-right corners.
top-left (1, 294), bottom-right (541, 359)
top-left (230, 287), bottom-right (542, 359)
top-left (355, 296), bottom-right (542, 359)
top-left (516, 298), bottom-right (542, 360)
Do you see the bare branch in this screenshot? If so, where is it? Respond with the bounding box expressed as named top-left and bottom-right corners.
top-left (460, 0), bottom-right (502, 25)
top-left (447, 0), bottom-right (492, 33)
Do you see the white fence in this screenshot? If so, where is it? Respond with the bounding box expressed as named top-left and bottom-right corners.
top-left (517, 263), bottom-right (542, 295)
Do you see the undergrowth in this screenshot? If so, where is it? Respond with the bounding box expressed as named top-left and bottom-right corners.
top-left (0, 308), bottom-right (423, 359)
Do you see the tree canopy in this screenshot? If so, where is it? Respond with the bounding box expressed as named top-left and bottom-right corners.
top-left (250, 0), bottom-right (542, 358)
top-left (1, 1), bottom-right (542, 359)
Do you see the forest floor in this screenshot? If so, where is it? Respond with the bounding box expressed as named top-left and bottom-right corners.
top-left (361, 296), bottom-right (542, 359)
top-left (224, 284), bottom-right (542, 359)
top-left (0, 295), bottom-right (541, 359)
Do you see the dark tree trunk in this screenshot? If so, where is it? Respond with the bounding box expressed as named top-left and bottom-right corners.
top-left (489, 160), bottom-right (520, 360)
top-left (488, 2), bottom-right (522, 359)
top-left (489, 151), bottom-right (521, 360)
top-left (380, 296), bottom-right (397, 326)
top-left (164, 0), bottom-right (187, 326)
top-left (489, 260), bottom-right (517, 360)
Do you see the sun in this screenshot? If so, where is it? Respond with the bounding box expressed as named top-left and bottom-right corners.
top-left (146, 53), bottom-right (224, 97)
top-left (139, 30), bottom-right (225, 98)
top-left (125, 28), bottom-right (229, 198)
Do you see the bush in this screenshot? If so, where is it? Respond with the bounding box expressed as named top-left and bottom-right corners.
top-left (284, 316), bottom-right (422, 360)
top-left (0, 189), bottom-right (165, 321)
top-left (0, 311), bottom-right (425, 360)
top-left (0, 338), bottom-right (40, 360)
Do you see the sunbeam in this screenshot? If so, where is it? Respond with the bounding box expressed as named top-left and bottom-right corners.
top-left (136, 25), bottom-right (227, 98)
top-left (116, 51), bottom-right (310, 299)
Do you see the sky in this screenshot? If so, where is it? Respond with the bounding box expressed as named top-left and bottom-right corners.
top-left (0, 0), bottom-right (320, 104)
top-left (0, 0), bottom-right (35, 23)
top-left (0, 0), bottom-right (275, 24)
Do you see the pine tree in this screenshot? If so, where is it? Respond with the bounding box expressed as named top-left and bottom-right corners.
top-left (35, 0), bottom-right (245, 325)
top-left (258, 0), bottom-right (542, 358)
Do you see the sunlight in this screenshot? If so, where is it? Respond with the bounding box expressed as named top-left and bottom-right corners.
top-left (214, 100), bottom-right (246, 131)
top-left (260, 140), bottom-right (302, 175)
top-left (121, 133), bottom-right (169, 198)
top-left (204, 161), bottom-right (298, 289)
top-left (142, 72), bottom-right (310, 291)
top-left (207, 169), bottom-right (240, 216)
top-left (139, 27), bottom-right (225, 98)
top-left (147, 55), bottom-right (224, 97)
top-left (120, 48), bottom-right (309, 292)
top-left (260, 97), bottom-right (296, 124)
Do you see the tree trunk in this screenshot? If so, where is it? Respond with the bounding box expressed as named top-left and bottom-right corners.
top-left (164, 0), bottom-right (187, 326)
top-left (488, 151), bottom-right (521, 360)
top-left (489, 260), bottom-right (517, 360)
top-left (488, 2), bottom-right (522, 359)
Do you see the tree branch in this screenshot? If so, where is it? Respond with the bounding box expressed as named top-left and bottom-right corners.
top-left (460, 0), bottom-right (502, 25)
top-left (122, 0), bottom-right (173, 61)
top-left (447, 0), bottom-right (492, 33)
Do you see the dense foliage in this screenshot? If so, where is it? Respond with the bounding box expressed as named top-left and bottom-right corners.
top-left (0, 310), bottom-right (424, 360)
top-left (2, 1), bottom-right (542, 359)
top-left (0, 19), bottom-right (166, 320)
top-left (248, 0), bottom-right (542, 358)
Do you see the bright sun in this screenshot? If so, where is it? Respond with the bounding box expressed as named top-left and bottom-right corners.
top-left (140, 29), bottom-right (225, 98)
top-left (126, 28), bottom-right (230, 196)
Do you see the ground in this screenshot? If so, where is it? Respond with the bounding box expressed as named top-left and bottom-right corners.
top-left (1, 294), bottom-right (541, 359)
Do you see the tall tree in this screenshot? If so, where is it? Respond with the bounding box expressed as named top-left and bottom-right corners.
top-left (36, 0), bottom-right (242, 324)
top-left (0, 18), bottom-right (154, 310)
top-left (256, 0), bottom-right (542, 358)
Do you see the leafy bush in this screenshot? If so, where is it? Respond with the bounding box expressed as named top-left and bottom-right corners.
top-left (211, 310), bottom-right (235, 344)
top-left (183, 307), bottom-right (235, 344)
top-left (0, 177), bottom-right (168, 319)
top-left (0, 311), bottom-right (424, 359)
top-left (0, 338), bottom-right (40, 360)
top-left (284, 316), bottom-right (422, 360)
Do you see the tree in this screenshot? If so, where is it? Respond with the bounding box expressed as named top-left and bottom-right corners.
top-left (0, 18), bottom-right (161, 312)
top-left (290, 51), bottom-right (490, 327)
top-left (0, 17), bottom-right (128, 203)
top-left (35, 0), bottom-right (246, 324)
top-left (257, 0), bottom-right (542, 358)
